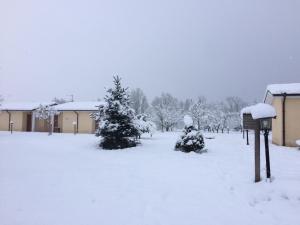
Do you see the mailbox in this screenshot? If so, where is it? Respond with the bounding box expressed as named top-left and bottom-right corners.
top-left (242, 114), bottom-right (259, 130)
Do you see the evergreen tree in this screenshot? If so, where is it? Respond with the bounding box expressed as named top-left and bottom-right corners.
top-left (94, 76), bottom-right (139, 149)
top-left (175, 115), bottom-right (205, 153)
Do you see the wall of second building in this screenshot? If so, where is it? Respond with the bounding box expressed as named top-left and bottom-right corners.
top-left (78, 112), bottom-right (95, 133)
top-left (34, 114), bottom-right (63, 133)
top-left (11, 112), bottom-right (25, 131)
top-left (0, 111), bottom-right (34, 132)
top-left (61, 111), bottom-right (95, 133)
top-left (0, 111), bottom-right (10, 131)
top-left (35, 118), bottom-right (48, 132)
top-left (61, 111), bottom-right (76, 133)
top-left (272, 97), bottom-right (283, 146)
top-left (0, 111), bottom-right (26, 131)
top-left (285, 97), bottom-right (300, 147)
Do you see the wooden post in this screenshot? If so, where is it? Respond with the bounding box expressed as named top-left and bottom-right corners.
top-left (73, 124), bottom-right (77, 135)
top-left (246, 130), bottom-right (249, 145)
top-left (254, 127), bottom-right (261, 182)
top-left (31, 111), bottom-right (36, 132)
top-left (48, 122), bottom-right (52, 136)
top-left (243, 129), bottom-right (245, 139)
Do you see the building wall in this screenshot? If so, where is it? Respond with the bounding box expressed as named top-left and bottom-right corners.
top-left (271, 97), bottom-right (283, 146)
top-left (78, 112), bottom-right (94, 133)
top-left (0, 111), bottom-right (33, 132)
top-left (61, 111), bottom-right (95, 134)
top-left (61, 111), bottom-right (77, 133)
top-left (34, 114), bottom-right (63, 133)
top-left (9, 111), bottom-right (24, 131)
top-left (35, 118), bottom-right (48, 132)
top-left (1, 110), bottom-right (96, 133)
top-left (0, 111), bottom-right (10, 131)
top-left (271, 96), bottom-right (300, 147)
top-left (285, 98), bottom-right (300, 147)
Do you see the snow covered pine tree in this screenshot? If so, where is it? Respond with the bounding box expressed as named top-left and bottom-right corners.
top-left (94, 76), bottom-right (139, 149)
top-left (175, 115), bottom-right (205, 153)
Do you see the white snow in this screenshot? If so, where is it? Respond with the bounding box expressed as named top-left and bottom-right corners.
top-left (241, 103), bottom-right (276, 119)
top-left (0, 102), bottom-right (55, 111)
top-left (53, 101), bottom-right (104, 111)
top-left (240, 106), bottom-right (253, 117)
top-left (266, 83), bottom-right (300, 95)
top-left (0, 131), bottom-right (299, 225)
top-left (183, 115), bottom-right (193, 127)
top-left (249, 103), bottom-right (276, 119)
top-left (296, 140), bottom-right (300, 146)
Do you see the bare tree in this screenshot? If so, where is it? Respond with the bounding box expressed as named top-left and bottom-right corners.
top-left (224, 96), bottom-right (247, 113)
top-left (52, 97), bottom-right (69, 104)
top-left (35, 104), bottom-right (59, 135)
top-left (151, 93), bottom-right (181, 132)
top-left (130, 88), bottom-right (149, 115)
top-left (224, 96), bottom-right (247, 131)
top-left (191, 96), bottom-right (207, 130)
top-left (179, 98), bottom-right (194, 113)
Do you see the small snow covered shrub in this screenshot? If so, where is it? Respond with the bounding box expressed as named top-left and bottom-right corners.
top-left (175, 115), bottom-right (205, 153)
top-left (133, 114), bottom-right (156, 138)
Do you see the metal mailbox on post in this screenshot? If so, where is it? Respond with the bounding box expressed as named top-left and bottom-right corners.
top-left (241, 103), bottom-right (276, 183)
top-left (242, 113), bottom-right (261, 182)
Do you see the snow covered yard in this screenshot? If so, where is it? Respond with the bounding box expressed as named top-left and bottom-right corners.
top-left (0, 131), bottom-right (300, 225)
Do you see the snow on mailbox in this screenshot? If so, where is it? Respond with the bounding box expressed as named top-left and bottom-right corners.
top-left (241, 104), bottom-right (276, 130)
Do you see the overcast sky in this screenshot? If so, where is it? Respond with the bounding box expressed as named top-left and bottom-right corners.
top-left (0, 0), bottom-right (299, 103)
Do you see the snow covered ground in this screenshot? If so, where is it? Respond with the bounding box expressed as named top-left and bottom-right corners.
top-left (0, 131), bottom-right (299, 225)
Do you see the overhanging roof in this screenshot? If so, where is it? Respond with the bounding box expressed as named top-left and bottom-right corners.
top-left (0, 102), bottom-right (56, 111)
top-left (264, 83), bottom-right (300, 103)
top-left (53, 101), bottom-right (104, 111)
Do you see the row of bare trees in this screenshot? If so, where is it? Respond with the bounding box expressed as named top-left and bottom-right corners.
top-left (129, 88), bottom-right (249, 132)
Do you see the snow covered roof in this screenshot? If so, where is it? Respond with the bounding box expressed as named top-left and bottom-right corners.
top-left (53, 101), bottom-right (104, 111)
top-left (264, 83), bottom-right (300, 104)
top-left (241, 103), bottom-right (276, 120)
top-left (0, 102), bottom-right (55, 111)
top-left (266, 83), bottom-right (300, 95)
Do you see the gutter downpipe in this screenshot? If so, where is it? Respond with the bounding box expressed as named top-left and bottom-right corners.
top-left (282, 93), bottom-right (287, 146)
top-left (6, 110), bottom-right (11, 131)
top-left (74, 111), bottom-right (79, 133)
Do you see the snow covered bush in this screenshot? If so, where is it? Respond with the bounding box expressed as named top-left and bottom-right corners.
top-left (92, 76), bottom-right (139, 149)
top-left (133, 114), bottom-right (156, 138)
top-left (175, 115), bottom-right (205, 153)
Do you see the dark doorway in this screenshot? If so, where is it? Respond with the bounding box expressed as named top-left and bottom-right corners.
top-left (53, 115), bottom-right (61, 133)
top-left (26, 114), bottom-right (32, 132)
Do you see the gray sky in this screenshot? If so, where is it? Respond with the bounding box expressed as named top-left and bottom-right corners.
top-left (0, 0), bottom-right (299, 103)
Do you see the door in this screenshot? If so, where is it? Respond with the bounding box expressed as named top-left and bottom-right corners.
top-left (26, 114), bottom-right (32, 132)
top-left (53, 115), bottom-right (60, 132)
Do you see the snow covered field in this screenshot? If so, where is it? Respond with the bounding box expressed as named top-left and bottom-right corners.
top-left (0, 131), bottom-right (300, 225)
